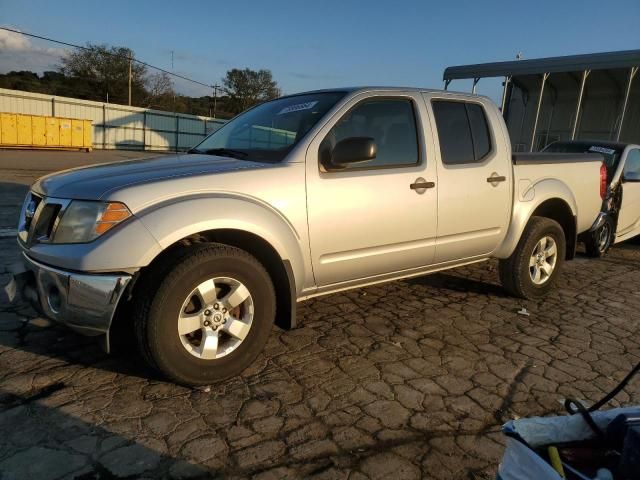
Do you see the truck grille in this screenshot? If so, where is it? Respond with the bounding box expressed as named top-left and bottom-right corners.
top-left (18, 193), bottom-right (70, 246)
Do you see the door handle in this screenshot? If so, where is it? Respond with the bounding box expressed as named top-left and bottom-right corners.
top-left (410, 178), bottom-right (435, 191)
top-left (486, 174), bottom-right (506, 183)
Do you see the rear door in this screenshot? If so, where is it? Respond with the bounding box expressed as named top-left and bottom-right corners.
top-left (423, 94), bottom-right (512, 263)
top-left (617, 148), bottom-right (640, 238)
top-left (305, 92), bottom-right (439, 286)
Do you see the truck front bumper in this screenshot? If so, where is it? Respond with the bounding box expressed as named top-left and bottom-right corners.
top-left (6, 253), bottom-right (131, 338)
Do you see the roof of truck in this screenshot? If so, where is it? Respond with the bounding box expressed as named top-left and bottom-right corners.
top-left (283, 86), bottom-right (474, 97)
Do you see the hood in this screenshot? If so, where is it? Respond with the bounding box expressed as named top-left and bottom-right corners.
top-left (32, 154), bottom-right (272, 200)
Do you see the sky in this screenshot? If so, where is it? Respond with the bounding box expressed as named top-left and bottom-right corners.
top-left (1, 0), bottom-right (639, 103)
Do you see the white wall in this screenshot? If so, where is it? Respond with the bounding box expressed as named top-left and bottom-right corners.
top-left (0, 88), bottom-right (227, 151)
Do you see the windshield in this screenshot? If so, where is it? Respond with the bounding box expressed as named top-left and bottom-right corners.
top-left (191, 92), bottom-right (347, 162)
top-left (543, 141), bottom-right (623, 179)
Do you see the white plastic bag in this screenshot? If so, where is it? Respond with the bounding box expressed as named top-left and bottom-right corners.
top-left (497, 437), bottom-right (563, 480)
top-left (497, 407), bottom-right (640, 479)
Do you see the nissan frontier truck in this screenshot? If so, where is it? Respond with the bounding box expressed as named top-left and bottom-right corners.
top-left (7, 87), bottom-right (605, 385)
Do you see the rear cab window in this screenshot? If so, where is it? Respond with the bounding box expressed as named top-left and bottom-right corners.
top-left (431, 100), bottom-right (493, 165)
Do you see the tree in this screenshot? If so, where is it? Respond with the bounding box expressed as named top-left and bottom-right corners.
top-left (0, 71), bottom-right (42, 93)
top-left (59, 43), bottom-right (147, 104)
top-left (144, 71), bottom-right (176, 110)
top-left (222, 68), bottom-right (279, 114)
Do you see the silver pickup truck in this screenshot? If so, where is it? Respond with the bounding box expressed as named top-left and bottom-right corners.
top-left (8, 87), bottom-right (605, 385)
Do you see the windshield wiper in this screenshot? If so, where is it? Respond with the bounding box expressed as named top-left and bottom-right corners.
top-left (195, 148), bottom-right (249, 159)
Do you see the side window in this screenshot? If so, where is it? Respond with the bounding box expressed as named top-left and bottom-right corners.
top-left (467, 103), bottom-right (491, 160)
top-left (320, 98), bottom-right (419, 170)
top-left (432, 100), bottom-right (492, 165)
top-left (623, 149), bottom-right (640, 179)
top-left (431, 101), bottom-right (474, 164)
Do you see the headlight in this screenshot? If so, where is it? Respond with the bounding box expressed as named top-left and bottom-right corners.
top-left (54, 201), bottom-right (131, 243)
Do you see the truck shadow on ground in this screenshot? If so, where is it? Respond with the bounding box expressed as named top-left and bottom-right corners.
top-left (406, 271), bottom-right (508, 298)
top-left (0, 266), bottom-right (510, 383)
top-left (409, 242), bottom-right (640, 297)
top-left (8, 245), bottom-right (629, 384)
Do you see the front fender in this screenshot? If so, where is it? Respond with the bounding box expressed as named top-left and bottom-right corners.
top-left (494, 178), bottom-right (577, 259)
top-left (136, 194), bottom-right (307, 294)
top-left (22, 216), bottom-right (163, 273)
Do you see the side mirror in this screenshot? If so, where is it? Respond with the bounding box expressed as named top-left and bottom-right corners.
top-left (326, 137), bottom-right (377, 169)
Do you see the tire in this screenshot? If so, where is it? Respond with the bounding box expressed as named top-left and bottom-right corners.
top-left (133, 243), bottom-right (275, 386)
top-left (584, 216), bottom-right (614, 258)
top-left (499, 216), bottom-right (566, 299)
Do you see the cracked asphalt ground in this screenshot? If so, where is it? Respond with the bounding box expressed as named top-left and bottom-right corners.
top-left (1, 151), bottom-right (640, 479)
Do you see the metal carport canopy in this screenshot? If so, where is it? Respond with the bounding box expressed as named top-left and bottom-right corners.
top-left (443, 49), bottom-right (640, 80)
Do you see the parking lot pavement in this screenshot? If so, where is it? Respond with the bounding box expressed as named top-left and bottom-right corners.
top-left (1, 153), bottom-right (640, 479)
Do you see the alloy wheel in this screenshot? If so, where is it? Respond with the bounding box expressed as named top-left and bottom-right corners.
top-left (177, 276), bottom-right (254, 360)
top-left (529, 236), bottom-right (558, 285)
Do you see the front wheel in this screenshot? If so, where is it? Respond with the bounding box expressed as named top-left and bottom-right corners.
top-left (499, 216), bottom-right (566, 299)
top-left (134, 244), bottom-right (276, 386)
top-left (584, 216), bottom-right (614, 258)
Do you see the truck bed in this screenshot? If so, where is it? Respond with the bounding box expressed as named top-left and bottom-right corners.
top-left (512, 152), bottom-right (604, 236)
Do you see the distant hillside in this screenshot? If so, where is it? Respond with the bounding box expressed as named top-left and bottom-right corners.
top-left (0, 70), bottom-right (235, 119)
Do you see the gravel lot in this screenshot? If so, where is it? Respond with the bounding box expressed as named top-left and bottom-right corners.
top-left (1, 150), bottom-right (639, 479)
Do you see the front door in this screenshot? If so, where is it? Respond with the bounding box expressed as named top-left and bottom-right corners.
top-left (306, 93), bottom-right (438, 287)
top-left (425, 95), bottom-right (512, 263)
top-left (617, 148), bottom-right (640, 239)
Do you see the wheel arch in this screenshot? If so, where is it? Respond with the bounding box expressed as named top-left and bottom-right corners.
top-left (495, 182), bottom-right (578, 260)
top-left (110, 228), bottom-right (298, 354)
top-left (529, 199), bottom-right (577, 259)
top-left (135, 195), bottom-right (307, 326)
top-left (155, 229), bottom-right (296, 330)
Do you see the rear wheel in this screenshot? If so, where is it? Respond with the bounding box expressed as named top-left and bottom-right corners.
top-left (584, 216), bottom-right (614, 258)
top-left (134, 244), bottom-right (275, 386)
top-left (499, 216), bottom-right (566, 299)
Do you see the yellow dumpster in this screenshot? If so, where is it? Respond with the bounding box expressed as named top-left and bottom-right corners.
top-left (46, 117), bottom-right (59, 146)
top-left (59, 118), bottom-right (71, 147)
top-left (32, 116), bottom-right (46, 146)
top-left (1, 113), bottom-right (17, 144)
top-left (0, 113), bottom-right (92, 151)
top-left (72, 120), bottom-right (84, 147)
top-left (17, 114), bottom-right (31, 144)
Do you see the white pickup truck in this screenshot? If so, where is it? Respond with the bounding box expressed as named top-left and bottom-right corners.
top-left (543, 140), bottom-right (640, 257)
top-left (8, 87), bottom-right (605, 385)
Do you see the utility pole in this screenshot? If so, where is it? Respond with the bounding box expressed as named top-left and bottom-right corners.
top-left (128, 55), bottom-right (133, 106)
top-left (212, 84), bottom-right (220, 118)
top-left (171, 51), bottom-right (176, 112)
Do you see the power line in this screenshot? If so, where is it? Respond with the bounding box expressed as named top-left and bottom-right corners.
top-left (0, 26), bottom-right (214, 89)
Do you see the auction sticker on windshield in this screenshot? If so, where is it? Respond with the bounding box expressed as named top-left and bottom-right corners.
top-left (278, 101), bottom-right (318, 115)
top-left (589, 146), bottom-right (616, 155)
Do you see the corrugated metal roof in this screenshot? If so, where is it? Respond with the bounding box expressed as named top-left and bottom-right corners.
top-left (443, 49), bottom-right (640, 81)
